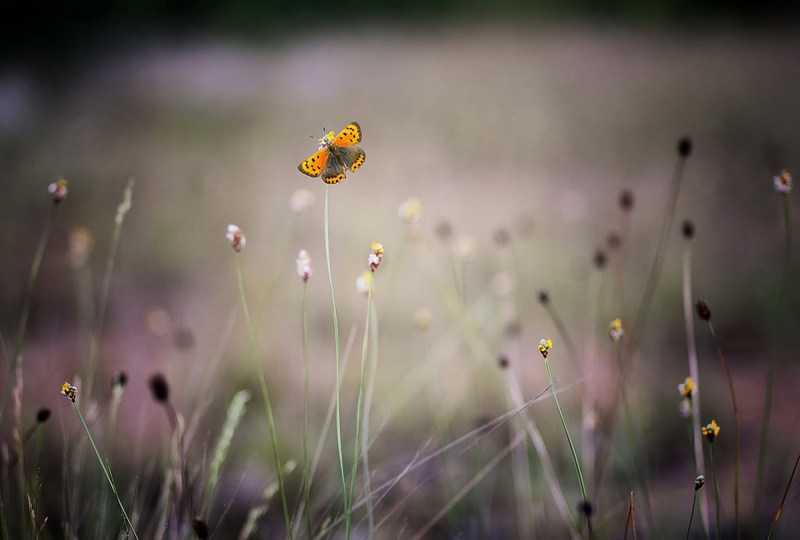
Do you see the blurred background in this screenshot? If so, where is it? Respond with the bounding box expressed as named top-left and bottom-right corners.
top-left (2, 0), bottom-right (800, 537)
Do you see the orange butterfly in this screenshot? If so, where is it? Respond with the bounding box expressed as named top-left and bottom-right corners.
top-left (298, 122), bottom-right (366, 184)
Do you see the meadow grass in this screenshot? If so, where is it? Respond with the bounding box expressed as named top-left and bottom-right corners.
top-left (0, 138), bottom-right (797, 540)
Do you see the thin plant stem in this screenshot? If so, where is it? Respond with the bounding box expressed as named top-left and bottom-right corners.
top-left (300, 281), bottom-right (312, 540)
top-left (542, 353), bottom-right (588, 529)
top-left (626, 148), bottom-right (689, 363)
top-left (0, 202), bottom-right (59, 427)
top-left (755, 193), bottom-right (792, 524)
top-left (69, 401), bottom-right (139, 539)
top-left (686, 488), bottom-right (700, 540)
top-left (613, 340), bottom-right (654, 532)
top-left (85, 179), bottom-right (134, 398)
top-left (360, 295), bottom-right (380, 533)
top-left (709, 443), bottom-right (721, 540)
top-left (682, 240), bottom-right (710, 536)
top-left (705, 319), bottom-right (739, 538)
top-left (324, 186), bottom-right (349, 537)
top-left (348, 274), bottom-right (375, 532)
top-left (234, 255), bottom-right (292, 537)
top-left (767, 447), bottom-right (800, 539)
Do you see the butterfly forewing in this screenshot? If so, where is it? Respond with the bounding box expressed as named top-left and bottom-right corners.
top-left (332, 123), bottom-right (362, 146)
top-left (298, 148), bottom-right (329, 177)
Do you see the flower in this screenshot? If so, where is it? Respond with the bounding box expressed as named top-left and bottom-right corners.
top-left (414, 307), bottom-right (432, 330)
top-left (226, 224), bottom-right (246, 252)
top-left (48, 177), bottom-right (68, 203)
top-left (356, 271), bottom-right (372, 296)
top-left (538, 338), bottom-right (553, 358)
top-left (68, 226), bottom-right (94, 268)
top-left (296, 250), bottom-right (313, 282)
top-left (678, 376), bottom-right (695, 399)
top-left (695, 475), bottom-right (705, 491)
top-left (774, 170), bottom-right (792, 194)
top-left (453, 235), bottom-right (476, 262)
top-left (398, 197), bottom-right (422, 223)
top-left (702, 420), bottom-right (720, 442)
top-left (290, 189), bottom-right (315, 212)
top-left (368, 242), bottom-right (384, 272)
top-left (61, 382), bottom-right (77, 403)
top-left (609, 318), bottom-right (624, 341)
top-left (695, 299), bottom-right (711, 321)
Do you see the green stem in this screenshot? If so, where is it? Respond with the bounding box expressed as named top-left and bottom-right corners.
top-left (755, 193), bottom-right (792, 525)
top-left (85, 179), bottom-right (134, 398)
top-left (71, 402), bottom-right (139, 539)
top-left (686, 489), bottom-right (699, 540)
top-left (542, 355), bottom-right (587, 515)
top-left (324, 187), bottom-right (349, 537)
top-left (614, 341), bottom-right (654, 531)
top-left (709, 444), bottom-right (721, 540)
top-left (234, 255), bottom-right (291, 537)
top-left (301, 281), bottom-right (312, 539)
top-left (0, 202), bottom-right (58, 427)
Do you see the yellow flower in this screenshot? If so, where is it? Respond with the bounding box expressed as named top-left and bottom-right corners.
top-left (538, 338), bottom-right (553, 358)
top-left (61, 381), bottom-right (77, 403)
top-left (368, 242), bottom-right (384, 271)
top-left (356, 271), bottom-right (372, 296)
top-left (678, 377), bottom-right (695, 398)
top-left (609, 318), bottom-right (624, 341)
top-left (398, 197), bottom-right (422, 223)
top-left (702, 420), bottom-right (720, 442)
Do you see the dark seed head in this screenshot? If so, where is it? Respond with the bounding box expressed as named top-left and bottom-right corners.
top-left (619, 189), bottom-right (634, 212)
top-left (593, 249), bottom-right (607, 269)
top-left (192, 517), bottom-right (209, 539)
top-left (498, 355), bottom-right (510, 369)
top-left (682, 220), bottom-right (695, 240)
top-left (678, 137), bottom-right (693, 158)
top-left (36, 408), bottom-right (51, 423)
top-left (112, 371), bottom-right (128, 388)
top-left (577, 499), bottom-right (594, 517)
top-left (537, 290), bottom-right (550, 305)
top-left (695, 299), bottom-right (711, 321)
top-left (149, 373), bottom-right (170, 404)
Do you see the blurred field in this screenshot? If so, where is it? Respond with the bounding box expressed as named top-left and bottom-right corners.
top-left (2, 20), bottom-right (800, 537)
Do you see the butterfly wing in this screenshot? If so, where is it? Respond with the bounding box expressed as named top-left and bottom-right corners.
top-left (320, 157), bottom-right (348, 184)
top-left (341, 145), bottom-right (365, 172)
top-left (298, 148), bottom-right (329, 178)
top-left (332, 123), bottom-right (362, 146)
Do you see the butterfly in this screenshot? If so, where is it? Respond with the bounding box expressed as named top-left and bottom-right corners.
top-left (298, 122), bottom-right (366, 184)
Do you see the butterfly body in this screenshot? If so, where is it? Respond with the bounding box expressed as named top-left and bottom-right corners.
top-left (298, 122), bottom-right (365, 184)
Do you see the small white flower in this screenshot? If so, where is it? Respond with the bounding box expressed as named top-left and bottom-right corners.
top-left (48, 177), bottom-right (68, 203)
top-left (774, 170), bottom-right (792, 194)
top-left (226, 224), bottom-right (246, 252)
top-left (398, 197), bottom-right (422, 223)
top-left (453, 235), bottom-right (476, 262)
top-left (296, 250), bottom-right (313, 282)
top-left (356, 271), bottom-right (372, 296)
top-left (290, 189), bottom-right (315, 212)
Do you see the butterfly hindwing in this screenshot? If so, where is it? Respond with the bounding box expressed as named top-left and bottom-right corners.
top-left (298, 148), bottom-right (329, 178)
top-left (341, 145), bottom-right (365, 171)
top-left (332, 123), bottom-right (362, 146)
top-left (320, 153), bottom-right (348, 184)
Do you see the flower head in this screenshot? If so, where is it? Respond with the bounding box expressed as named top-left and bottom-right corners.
top-left (678, 376), bottom-right (695, 399)
top-left (774, 170), bottom-right (792, 194)
top-left (702, 420), bottom-right (720, 442)
top-left (398, 197), bottom-right (422, 223)
top-left (356, 270), bottom-right (372, 296)
top-left (290, 189), bottom-right (315, 212)
top-left (453, 235), bottom-right (476, 262)
top-left (226, 224), bottom-right (246, 252)
top-left (695, 299), bottom-right (711, 321)
top-left (368, 242), bottom-right (384, 272)
top-left (695, 475), bottom-right (705, 491)
top-left (49, 177), bottom-right (68, 203)
top-left (68, 226), bottom-right (94, 268)
top-left (414, 307), bottom-right (432, 330)
top-left (61, 381), bottom-right (77, 403)
top-left (609, 318), bottom-right (624, 341)
top-left (296, 250), bottom-right (313, 282)
top-left (538, 338), bottom-right (553, 358)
